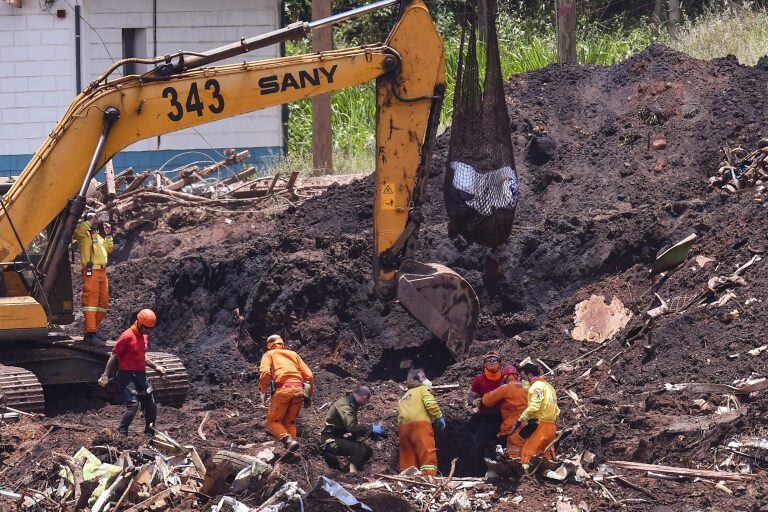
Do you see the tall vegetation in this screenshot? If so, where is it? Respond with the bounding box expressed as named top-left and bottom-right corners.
top-left (283, 14), bottom-right (656, 172)
top-left (672, 3), bottom-right (768, 65)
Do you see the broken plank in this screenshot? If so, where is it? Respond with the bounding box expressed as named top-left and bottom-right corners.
top-left (657, 409), bottom-right (746, 434)
top-left (286, 170), bottom-right (300, 190)
top-left (104, 160), bottom-right (117, 200)
top-left (221, 165), bottom-right (256, 186)
top-left (167, 150), bottom-right (250, 191)
top-left (120, 172), bottom-right (151, 195)
top-left (606, 460), bottom-right (755, 481)
top-left (267, 173), bottom-right (280, 193)
top-left (667, 380), bottom-right (768, 395)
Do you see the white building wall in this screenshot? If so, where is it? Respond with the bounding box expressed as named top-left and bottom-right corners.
top-left (0, 0), bottom-right (282, 168)
top-left (0, 1), bottom-right (74, 157)
top-left (81, 0), bottom-right (282, 153)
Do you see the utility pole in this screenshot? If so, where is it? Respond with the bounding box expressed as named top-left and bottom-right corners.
top-left (556, 0), bottom-right (577, 65)
top-left (312, 0), bottom-right (333, 175)
top-left (667, 0), bottom-right (681, 39)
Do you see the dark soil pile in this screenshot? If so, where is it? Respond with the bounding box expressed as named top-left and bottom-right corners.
top-left (6, 44), bottom-right (768, 510)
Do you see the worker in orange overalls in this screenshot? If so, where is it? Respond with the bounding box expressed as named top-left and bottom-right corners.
top-left (509, 363), bottom-right (560, 471)
top-left (75, 212), bottom-right (113, 345)
top-left (259, 334), bottom-right (314, 452)
top-left (397, 368), bottom-right (445, 476)
top-left (480, 365), bottom-right (528, 460)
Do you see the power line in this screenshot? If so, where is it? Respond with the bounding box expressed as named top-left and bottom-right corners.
top-left (61, 0), bottom-right (115, 63)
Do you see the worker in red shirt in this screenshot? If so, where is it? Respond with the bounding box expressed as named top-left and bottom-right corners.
top-left (466, 353), bottom-right (504, 473)
top-left (98, 309), bottom-right (166, 436)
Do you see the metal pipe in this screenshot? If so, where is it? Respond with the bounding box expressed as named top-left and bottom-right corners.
top-left (308, 0), bottom-right (398, 30)
top-left (75, 4), bottom-right (81, 93)
top-left (154, 0), bottom-right (400, 76)
top-left (78, 107), bottom-right (120, 197)
top-left (41, 107), bottom-right (120, 303)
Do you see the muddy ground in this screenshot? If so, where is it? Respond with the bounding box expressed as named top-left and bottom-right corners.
top-left (3, 44), bottom-right (768, 510)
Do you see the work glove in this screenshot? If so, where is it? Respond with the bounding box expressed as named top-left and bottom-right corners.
top-left (434, 416), bottom-right (446, 432)
top-left (371, 425), bottom-right (387, 439)
top-left (97, 375), bottom-right (109, 388)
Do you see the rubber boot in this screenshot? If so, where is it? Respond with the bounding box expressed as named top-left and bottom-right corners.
top-left (84, 333), bottom-right (105, 346)
top-left (282, 435), bottom-right (300, 452)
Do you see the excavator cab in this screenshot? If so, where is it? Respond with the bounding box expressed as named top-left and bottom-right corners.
top-left (397, 261), bottom-right (479, 361)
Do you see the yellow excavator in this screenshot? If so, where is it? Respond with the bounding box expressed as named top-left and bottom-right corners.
top-left (0, 0), bottom-right (479, 413)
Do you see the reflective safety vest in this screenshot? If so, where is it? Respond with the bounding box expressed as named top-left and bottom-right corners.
top-left (520, 377), bottom-right (560, 423)
top-left (397, 384), bottom-right (442, 425)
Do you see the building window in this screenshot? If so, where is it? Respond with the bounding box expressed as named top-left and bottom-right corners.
top-left (122, 28), bottom-right (147, 76)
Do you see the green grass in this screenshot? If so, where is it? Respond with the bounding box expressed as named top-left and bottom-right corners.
top-left (279, 15), bottom-right (657, 174)
top-left (672, 3), bottom-right (768, 65)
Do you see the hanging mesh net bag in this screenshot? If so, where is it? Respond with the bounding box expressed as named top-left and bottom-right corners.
top-left (445, 0), bottom-right (518, 247)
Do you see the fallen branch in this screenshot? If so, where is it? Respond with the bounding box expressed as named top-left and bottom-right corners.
top-left (198, 411), bottom-right (211, 441)
top-left (53, 452), bottom-right (86, 506)
top-left (374, 474), bottom-right (441, 489)
top-left (606, 475), bottom-right (658, 501)
top-left (607, 460), bottom-right (755, 482)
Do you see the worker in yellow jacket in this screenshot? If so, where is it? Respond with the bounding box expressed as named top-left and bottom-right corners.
top-left (509, 363), bottom-right (560, 469)
top-left (75, 212), bottom-right (113, 344)
top-left (397, 368), bottom-right (445, 476)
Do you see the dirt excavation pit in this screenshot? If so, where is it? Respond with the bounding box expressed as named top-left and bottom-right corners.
top-left (5, 44), bottom-right (768, 510)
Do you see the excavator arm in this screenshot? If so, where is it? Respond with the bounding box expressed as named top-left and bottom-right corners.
top-left (0, 0), bottom-right (478, 359)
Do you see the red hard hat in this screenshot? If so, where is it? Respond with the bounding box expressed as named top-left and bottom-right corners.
top-left (137, 309), bottom-right (157, 328)
top-left (501, 365), bottom-right (518, 377)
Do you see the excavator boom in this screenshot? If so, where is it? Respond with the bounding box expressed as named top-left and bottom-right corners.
top-left (0, 0), bottom-right (479, 370)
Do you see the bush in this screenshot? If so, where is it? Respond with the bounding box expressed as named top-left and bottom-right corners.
top-left (673, 3), bottom-right (768, 65)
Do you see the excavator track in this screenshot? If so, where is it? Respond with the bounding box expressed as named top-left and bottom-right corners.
top-left (0, 364), bottom-right (44, 414)
top-left (146, 352), bottom-right (189, 408)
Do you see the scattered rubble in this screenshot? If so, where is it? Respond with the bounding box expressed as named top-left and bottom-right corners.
top-left (571, 295), bottom-right (633, 343)
top-left (7, 44), bottom-right (768, 510)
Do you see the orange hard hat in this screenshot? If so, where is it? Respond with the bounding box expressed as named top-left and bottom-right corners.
top-left (137, 309), bottom-right (157, 328)
top-left (267, 334), bottom-right (285, 350)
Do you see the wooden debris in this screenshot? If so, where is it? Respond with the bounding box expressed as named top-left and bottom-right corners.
top-left (607, 460), bottom-right (756, 481)
top-left (606, 475), bottom-right (658, 501)
top-left (104, 160), bottom-right (117, 200)
top-left (198, 411), bottom-right (211, 441)
top-left (122, 484), bottom-right (198, 512)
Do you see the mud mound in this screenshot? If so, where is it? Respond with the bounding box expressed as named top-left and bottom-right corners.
top-left (35, 44), bottom-right (768, 509)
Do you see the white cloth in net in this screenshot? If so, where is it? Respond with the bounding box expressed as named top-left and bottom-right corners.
top-left (450, 161), bottom-right (518, 216)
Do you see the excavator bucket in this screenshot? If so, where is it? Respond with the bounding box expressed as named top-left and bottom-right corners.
top-left (397, 261), bottom-right (479, 361)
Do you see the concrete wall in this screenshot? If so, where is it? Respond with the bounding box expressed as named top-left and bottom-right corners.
top-left (0, 0), bottom-right (282, 174)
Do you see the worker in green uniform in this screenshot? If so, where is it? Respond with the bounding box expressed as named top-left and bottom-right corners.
top-left (320, 386), bottom-right (386, 473)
